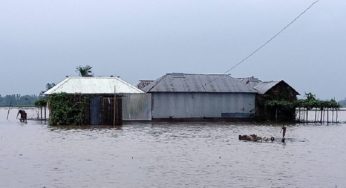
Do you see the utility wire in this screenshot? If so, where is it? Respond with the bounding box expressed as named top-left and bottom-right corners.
top-left (224, 0), bottom-right (319, 74)
top-left (203, 0), bottom-right (320, 88)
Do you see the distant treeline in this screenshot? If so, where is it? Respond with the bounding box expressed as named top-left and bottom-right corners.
top-left (339, 99), bottom-right (346, 107)
top-left (0, 94), bottom-right (40, 107)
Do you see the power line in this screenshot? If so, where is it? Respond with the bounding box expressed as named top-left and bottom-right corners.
top-left (223, 0), bottom-right (319, 74)
top-left (202, 0), bottom-right (320, 89)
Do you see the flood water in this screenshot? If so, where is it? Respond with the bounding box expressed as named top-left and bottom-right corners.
top-left (1, 108), bottom-right (346, 188)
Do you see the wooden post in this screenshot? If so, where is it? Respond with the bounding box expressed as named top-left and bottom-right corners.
top-left (306, 108), bottom-right (309, 123)
top-left (336, 108), bottom-right (339, 123)
top-left (44, 106), bottom-right (47, 121)
top-left (113, 86), bottom-right (116, 126)
top-left (117, 97), bottom-right (122, 125)
top-left (320, 109), bottom-right (323, 124)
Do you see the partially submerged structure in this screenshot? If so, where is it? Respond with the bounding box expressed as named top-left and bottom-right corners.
top-left (142, 73), bottom-right (257, 120)
top-left (45, 74), bottom-right (301, 125)
top-left (241, 77), bottom-right (299, 121)
top-left (45, 77), bottom-right (150, 125)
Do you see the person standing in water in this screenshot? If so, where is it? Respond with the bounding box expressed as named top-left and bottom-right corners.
top-left (281, 126), bottom-right (287, 142)
top-left (17, 109), bottom-right (27, 123)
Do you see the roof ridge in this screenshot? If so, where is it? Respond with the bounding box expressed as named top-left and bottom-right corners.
top-left (68, 76), bottom-right (122, 79)
top-left (146, 73), bottom-right (257, 93)
top-left (45, 77), bottom-right (70, 94)
top-left (146, 74), bottom-right (168, 92)
top-left (167, 73), bottom-right (231, 76)
top-left (262, 80), bottom-right (279, 83)
top-left (45, 76), bottom-right (143, 94)
top-left (113, 76), bottom-right (143, 93)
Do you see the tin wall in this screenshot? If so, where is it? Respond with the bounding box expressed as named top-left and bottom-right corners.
top-left (152, 93), bottom-right (255, 119)
top-left (122, 93), bottom-right (152, 121)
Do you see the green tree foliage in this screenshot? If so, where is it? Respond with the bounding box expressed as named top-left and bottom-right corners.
top-left (34, 98), bottom-right (47, 107)
top-left (48, 93), bottom-right (89, 126)
top-left (265, 93), bottom-right (340, 109)
top-left (46, 83), bottom-right (56, 90)
top-left (76, 65), bottom-right (93, 77)
top-left (40, 82), bottom-right (56, 96)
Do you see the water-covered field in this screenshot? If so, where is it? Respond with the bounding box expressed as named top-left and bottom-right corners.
top-left (0, 108), bottom-right (345, 187)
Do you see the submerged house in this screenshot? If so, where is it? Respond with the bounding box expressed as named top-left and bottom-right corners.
top-left (45, 77), bottom-right (150, 125)
top-left (241, 77), bottom-right (300, 121)
top-left (142, 73), bottom-right (257, 120)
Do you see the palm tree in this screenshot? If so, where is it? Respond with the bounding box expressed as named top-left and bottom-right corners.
top-left (76, 65), bottom-right (93, 77)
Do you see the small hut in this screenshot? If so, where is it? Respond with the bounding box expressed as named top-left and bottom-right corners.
top-left (44, 77), bottom-right (144, 126)
top-left (241, 77), bottom-right (299, 121)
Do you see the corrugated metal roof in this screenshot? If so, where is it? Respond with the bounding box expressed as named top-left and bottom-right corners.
top-left (142, 73), bottom-right (257, 93)
top-left (45, 77), bottom-right (143, 95)
top-left (239, 77), bottom-right (262, 88)
top-left (254, 81), bottom-right (280, 94)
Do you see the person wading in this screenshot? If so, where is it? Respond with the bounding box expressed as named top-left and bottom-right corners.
top-left (17, 109), bottom-right (27, 123)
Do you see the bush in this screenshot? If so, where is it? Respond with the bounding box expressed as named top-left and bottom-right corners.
top-left (48, 93), bottom-right (89, 126)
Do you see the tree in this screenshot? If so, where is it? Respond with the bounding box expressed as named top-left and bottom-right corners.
top-left (39, 82), bottom-right (56, 96)
top-left (305, 92), bottom-right (316, 101)
top-left (46, 83), bottom-right (56, 90)
top-left (76, 65), bottom-right (93, 77)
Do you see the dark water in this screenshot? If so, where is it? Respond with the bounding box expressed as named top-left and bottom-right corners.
top-left (0, 108), bottom-right (345, 188)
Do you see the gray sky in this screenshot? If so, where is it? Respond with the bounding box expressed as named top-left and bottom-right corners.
top-left (0, 0), bottom-right (345, 100)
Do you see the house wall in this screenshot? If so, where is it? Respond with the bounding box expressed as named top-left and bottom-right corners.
top-left (122, 93), bottom-right (152, 121)
top-left (151, 93), bottom-right (255, 119)
top-left (255, 82), bottom-right (298, 121)
top-left (265, 82), bottom-right (298, 101)
top-left (89, 95), bottom-right (122, 125)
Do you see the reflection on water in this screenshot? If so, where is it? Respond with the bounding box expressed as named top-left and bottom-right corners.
top-left (0, 108), bottom-right (345, 188)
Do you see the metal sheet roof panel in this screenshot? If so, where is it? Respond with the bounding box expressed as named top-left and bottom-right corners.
top-left (253, 81), bottom-right (280, 94)
top-left (142, 73), bottom-right (257, 93)
top-left (45, 77), bottom-right (143, 95)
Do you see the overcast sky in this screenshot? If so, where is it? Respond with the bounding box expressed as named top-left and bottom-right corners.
top-left (0, 0), bottom-right (345, 99)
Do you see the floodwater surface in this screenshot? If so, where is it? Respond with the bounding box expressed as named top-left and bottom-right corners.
top-left (0, 108), bottom-right (345, 188)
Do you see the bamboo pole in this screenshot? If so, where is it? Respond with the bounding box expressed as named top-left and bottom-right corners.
top-left (314, 108), bottom-right (317, 123)
top-left (306, 108), bottom-right (309, 123)
top-left (113, 86), bottom-right (117, 126)
top-left (44, 106), bottom-right (47, 121)
top-left (320, 109), bottom-right (323, 124)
